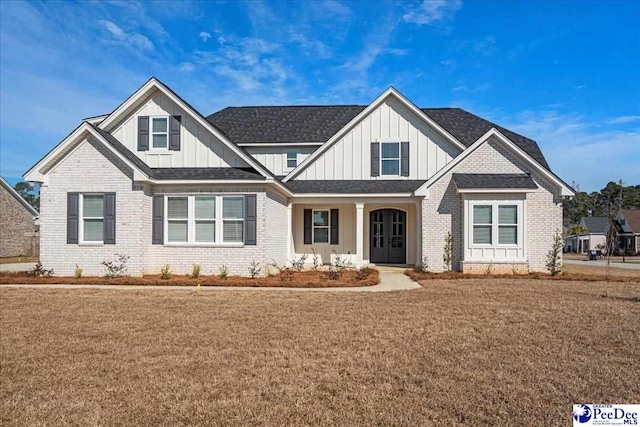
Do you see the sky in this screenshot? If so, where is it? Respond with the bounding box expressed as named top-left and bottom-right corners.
top-left (1, 0), bottom-right (638, 193)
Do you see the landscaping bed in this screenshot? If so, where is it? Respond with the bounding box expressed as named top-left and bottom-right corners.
top-left (406, 269), bottom-right (640, 283)
top-left (0, 269), bottom-right (379, 288)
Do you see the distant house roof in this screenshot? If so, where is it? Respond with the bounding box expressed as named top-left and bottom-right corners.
top-left (580, 216), bottom-right (609, 234)
top-left (0, 176), bottom-right (38, 216)
top-left (285, 180), bottom-right (426, 194)
top-left (452, 173), bottom-right (538, 190)
top-left (207, 106), bottom-right (551, 171)
top-left (620, 209), bottom-right (640, 233)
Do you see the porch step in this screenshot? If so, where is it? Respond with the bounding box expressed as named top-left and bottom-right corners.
top-left (372, 264), bottom-right (412, 273)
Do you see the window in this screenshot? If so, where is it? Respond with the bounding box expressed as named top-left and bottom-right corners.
top-left (313, 210), bottom-right (329, 243)
top-left (165, 195), bottom-right (244, 244)
top-left (222, 197), bottom-right (244, 243)
top-left (381, 142), bottom-right (400, 175)
top-left (473, 205), bottom-right (492, 245)
top-left (152, 117), bottom-right (168, 149)
top-left (82, 194), bottom-right (104, 242)
top-left (286, 151), bottom-right (297, 169)
top-left (471, 202), bottom-right (521, 246)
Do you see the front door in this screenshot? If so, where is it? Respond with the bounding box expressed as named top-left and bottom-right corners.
top-left (370, 209), bottom-right (406, 264)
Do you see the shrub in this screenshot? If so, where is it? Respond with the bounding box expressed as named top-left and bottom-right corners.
top-left (414, 257), bottom-right (429, 273)
top-left (74, 264), bottom-right (83, 279)
top-left (290, 253), bottom-right (307, 272)
top-left (323, 252), bottom-right (352, 281)
top-left (161, 265), bottom-right (171, 280)
top-left (248, 260), bottom-right (262, 279)
top-left (27, 262), bottom-right (54, 277)
top-left (355, 267), bottom-right (374, 281)
top-left (546, 229), bottom-right (564, 276)
top-left (270, 260), bottom-right (293, 282)
top-left (191, 264), bottom-right (201, 279)
top-left (322, 269), bottom-right (341, 281)
top-left (443, 232), bottom-right (452, 271)
top-left (311, 248), bottom-right (321, 271)
top-left (218, 265), bottom-right (229, 280)
top-left (102, 253), bottom-right (130, 278)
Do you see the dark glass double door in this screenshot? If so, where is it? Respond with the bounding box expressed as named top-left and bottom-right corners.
top-left (370, 209), bottom-right (406, 264)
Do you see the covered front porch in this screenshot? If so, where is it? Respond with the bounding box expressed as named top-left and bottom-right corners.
top-left (286, 198), bottom-right (422, 267)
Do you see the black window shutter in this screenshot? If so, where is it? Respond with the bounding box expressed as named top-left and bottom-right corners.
top-left (303, 209), bottom-right (312, 244)
top-left (67, 192), bottom-right (79, 244)
top-left (371, 142), bottom-right (380, 177)
top-left (330, 209), bottom-right (339, 245)
top-left (103, 193), bottom-right (116, 244)
top-left (245, 194), bottom-right (257, 245)
top-left (152, 195), bottom-right (164, 244)
top-left (169, 116), bottom-right (181, 151)
top-left (401, 141), bottom-right (409, 176)
top-left (138, 116), bottom-right (149, 151)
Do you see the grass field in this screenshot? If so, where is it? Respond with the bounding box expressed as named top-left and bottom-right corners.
top-left (1, 279), bottom-right (639, 426)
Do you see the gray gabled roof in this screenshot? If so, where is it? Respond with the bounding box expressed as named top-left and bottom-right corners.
top-left (452, 173), bottom-right (538, 190)
top-left (285, 180), bottom-right (426, 194)
top-left (580, 216), bottom-right (610, 234)
top-left (206, 105), bottom-right (551, 171)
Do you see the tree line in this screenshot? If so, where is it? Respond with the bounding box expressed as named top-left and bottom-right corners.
top-left (563, 180), bottom-right (640, 229)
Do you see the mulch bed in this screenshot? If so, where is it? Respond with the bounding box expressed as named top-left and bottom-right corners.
top-left (406, 269), bottom-right (640, 283)
top-left (0, 269), bottom-right (379, 288)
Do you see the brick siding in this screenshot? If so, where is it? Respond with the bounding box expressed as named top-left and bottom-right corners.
top-left (0, 182), bottom-right (38, 257)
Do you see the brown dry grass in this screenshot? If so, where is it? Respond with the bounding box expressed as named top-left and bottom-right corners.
top-left (0, 269), bottom-right (379, 288)
top-left (407, 267), bottom-right (640, 283)
top-left (2, 279), bottom-right (639, 426)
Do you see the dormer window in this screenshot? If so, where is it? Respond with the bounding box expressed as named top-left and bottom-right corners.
top-left (286, 150), bottom-right (297, 169)
top-left (152, 117), bottom-right (169, 149)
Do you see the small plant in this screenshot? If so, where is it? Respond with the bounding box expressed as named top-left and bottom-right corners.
top-left (323, 252), bottom-right (352, 280)
top-left (485, 262), bottom-right (494, 275)
top-left (27, 262), bottom-right (54, 277)
top-left (161, 264), bottom-right (171, 280)
top-left (443, 231), bottom-right (452, 271)
top-left (601, 290), bottom-right (610, 298)
top-left (546, 229), bottom-right (564, 276)
top-left (311, 248), bottom-right (321, 271)
top-left (248, 260), bottom-right (262, 278)
top-left (74, 264), bottom-right (83, 279)
top-left (270, 260), bottom-right (293, 282)
top-left (290, 253), bottom-right (308, 272)
top-left (355, 267), bottom-right (374, 281)
top-left (322, 268), bottom-right (341, 281)
top-left (191, 264), bottom-right (201, 279)
top-left (219, 265), bottom-right (229, 280)
top-left (414, 257), bottom-right (429, 273)
top-left (102, 253), bottom-right (130, 278)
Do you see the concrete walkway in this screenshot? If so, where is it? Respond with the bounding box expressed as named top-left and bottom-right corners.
top-left (0, 271), bottom-right (422, 293)
top-left (564, 259), bottom-right (640, 270)
top-left (0, 262), bottom-right (35, 273)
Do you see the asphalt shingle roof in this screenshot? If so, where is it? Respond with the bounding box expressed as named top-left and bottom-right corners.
top-left (581, 216), bottom-right (609, 234)
top-left (452, 173), bottom-right (538, 190)
top-left (620, 209), bottom-right (640, 233)
top-left (206, 105), bottom-right (550, 170)
top-left (284, 180), bottom-right (426, 194)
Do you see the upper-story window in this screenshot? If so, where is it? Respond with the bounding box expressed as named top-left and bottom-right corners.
top-left (152, 117), bottom-right (169, 149)
top-left (381, 142), bottom-right (400, 175)
top-left (286, 151), bottom-right (297, 169)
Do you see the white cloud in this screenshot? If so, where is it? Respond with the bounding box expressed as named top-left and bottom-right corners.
top-left (451, 83), bottom-right (491, 93)
top-left (179, 62), bottom-right (195, 73)
top-left (100, 20), bottom-right (153, 51)
top-left (290, 31), bottom-right (331, 59)
top-left (403, 0), bottom-right (462, 25)
top-left (606, 115), bottom-right (640, 125)
top-left (199, 31), bottom-right (211, 42)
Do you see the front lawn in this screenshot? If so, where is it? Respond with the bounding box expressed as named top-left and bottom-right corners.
top-left (1, 279), bottom-right (638, 425)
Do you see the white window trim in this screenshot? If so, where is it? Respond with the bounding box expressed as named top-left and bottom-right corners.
top-left (380, 142), bottom-right (400, 177)
top-left (79, 193), bottom-right (104, 245)
top-left (312, 209), bottom-right (330, 244)
top-left (469, 200), bottom-right (523, 249)
top-left (164, 195), bottom-right (244, 246)
top-left (150, 116), bottom-right (169, 150)
top-left (285, 150), bottom-right (298, 171)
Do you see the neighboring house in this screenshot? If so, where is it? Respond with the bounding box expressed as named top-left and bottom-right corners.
top-left (615, 209), bottom-right (640, 255)
top-left (564, 216), bottom-right (609, 253)
top-left (24, 78), bottom-right (574, 276)
top-left (0, 176), bottom-right (39, 258)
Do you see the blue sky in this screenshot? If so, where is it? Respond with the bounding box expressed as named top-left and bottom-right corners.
top-left (1, 0), bottom-right (638, 192)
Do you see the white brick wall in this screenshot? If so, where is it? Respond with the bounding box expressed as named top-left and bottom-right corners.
top-left (421, 136), bottom-right (563, 273)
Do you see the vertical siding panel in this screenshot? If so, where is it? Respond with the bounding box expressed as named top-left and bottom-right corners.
top-left (336, 138), bottom-right (344, 179)
top-left (389, 103), bottom-right (399, 139)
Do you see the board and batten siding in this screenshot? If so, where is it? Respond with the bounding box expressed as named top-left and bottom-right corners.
top-left (245, 146), bottom-right (317, 176)
top-left (295, 97), bottom-right (461, 180)
top-left (110, 92), bottom-right (249, 169)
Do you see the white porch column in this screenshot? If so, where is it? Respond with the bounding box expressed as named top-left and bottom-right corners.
top-left (355, 202), bottom-right (364, 268)
top-left (415, 200), bottom-right (422, 266)
top-left (287, 203), bottom-right (293, 260)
